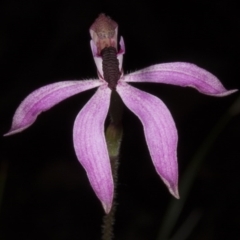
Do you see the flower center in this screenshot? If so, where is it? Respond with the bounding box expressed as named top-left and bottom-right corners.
top-left (101, 46), bottom-right (121, 90)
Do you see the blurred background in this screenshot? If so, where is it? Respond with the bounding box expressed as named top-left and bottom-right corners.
top-left (1, 0), bottom-right (240, 239)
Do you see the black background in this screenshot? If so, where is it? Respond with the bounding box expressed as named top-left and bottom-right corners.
top-left (1, 0), bottom-right (240, 239)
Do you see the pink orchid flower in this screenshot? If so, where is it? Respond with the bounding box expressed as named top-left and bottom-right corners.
top-left (5, 14), bottom-right (238, 213)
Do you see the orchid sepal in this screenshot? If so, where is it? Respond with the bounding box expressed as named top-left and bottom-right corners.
top-left (117, 82), bottom-right (179, 198)
top-left (73, 85), bottom-right (113, 213)
top-left (4, 80), bottom-right (103, 136)
top-left (124, 62), bottom-right (238, 96)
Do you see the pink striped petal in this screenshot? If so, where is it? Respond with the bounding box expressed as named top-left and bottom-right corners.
top-left (5, 80), bottom-right (103, 136)
top-left (117, 82), bottom-right (179, 198)
top-left (73, 86), bottom-right (113, 213)
top-left (124, 62), bottom-right (238, 96)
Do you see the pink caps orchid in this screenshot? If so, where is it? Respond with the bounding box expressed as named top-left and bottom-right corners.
top-left (4, 14), bottom-right (238, 213)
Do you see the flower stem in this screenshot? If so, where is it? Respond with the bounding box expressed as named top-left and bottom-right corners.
top-left (102, 90), bottom-right (123, 240)
top-left (101, 155), bottom-right (119, 240)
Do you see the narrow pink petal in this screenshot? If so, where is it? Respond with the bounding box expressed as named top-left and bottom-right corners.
top-left (117, 82), bottom-right (179, 198)
top-left (124, 62), bottom-right (238, 96)
top-left (4, 80), bottom-right (103, 136)
top-left (73, 86), bottom-right (113, 213)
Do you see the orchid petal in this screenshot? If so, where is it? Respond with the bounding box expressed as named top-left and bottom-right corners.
top-left (90, 40), bottom-right (104, 78)
top-left (117, 37), bottom-right (125, 73)
top-left (5, 80), bottom-right (103, 136)
top-left (119, 36), bottom-right (125, 54)
top-left (73, 85), bottom-right (113, 213)
top-left (117, 82), bottom-right (179, 198)
top-left (124, 62), bottom-right (238, 96)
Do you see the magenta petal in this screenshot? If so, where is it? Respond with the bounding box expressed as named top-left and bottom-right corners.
top-left (117, 82), bottom-right (179, 198)
top-left (73, 86), bottom-right (113, 213)
top-left (124, 62), bottom-right (238, 96)
top-left (4, 80), bottom-right (103, 136)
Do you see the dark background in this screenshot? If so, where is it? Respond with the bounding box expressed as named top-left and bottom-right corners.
top-left (1, 0), bottom-right (240, 239)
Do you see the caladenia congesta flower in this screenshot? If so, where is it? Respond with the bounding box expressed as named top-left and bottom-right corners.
top-left (5, 14), bottom-right (238, 214)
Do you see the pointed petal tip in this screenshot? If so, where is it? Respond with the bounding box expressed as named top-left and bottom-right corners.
top-left (4, 131), bottom-right (14, 137)
top-left (210, 89), bottom-right (238, 97)
top-left (169, 186), bottom-right (180, 199)
top-left (4, 126), bottom-right (28, 137)
top-left (229, 89), bottom-right (238, 94)
top-left (102, 202), bottom-right (112, 214)
top-left (162, 177), bottom-right (180, 199)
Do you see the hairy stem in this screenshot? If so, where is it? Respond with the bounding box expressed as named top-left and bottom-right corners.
top-left (101, 155), bottom-right (119, 240)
